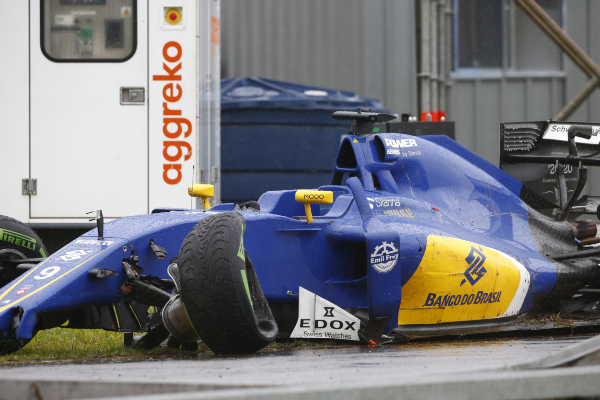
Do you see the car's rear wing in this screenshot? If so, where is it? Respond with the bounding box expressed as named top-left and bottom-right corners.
top-left (500, 121), bottom-right (600, 166)
top-left (499, 121), bottom-right (600, 221)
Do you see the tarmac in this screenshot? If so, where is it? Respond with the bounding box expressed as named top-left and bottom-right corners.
top-left (2, 334), bottom-right (600, 400)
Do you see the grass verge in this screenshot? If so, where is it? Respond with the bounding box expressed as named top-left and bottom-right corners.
top-left (0, 329), bottom-right (351, 365)
top-left (0, 328), bottom-right (201, 364)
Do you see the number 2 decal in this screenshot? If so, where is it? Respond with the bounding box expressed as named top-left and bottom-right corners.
top-left (34, 266), bottom-right (61, 280)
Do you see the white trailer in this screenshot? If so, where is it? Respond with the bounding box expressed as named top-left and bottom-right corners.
top-left (0, 0), bottom-right (220, 227)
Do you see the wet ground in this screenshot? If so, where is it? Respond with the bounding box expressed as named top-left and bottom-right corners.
top-left (0, 335), bottom-right (591, 388)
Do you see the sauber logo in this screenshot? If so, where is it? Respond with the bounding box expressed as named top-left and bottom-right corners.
top-left (153, 41), bottom-right (192, 185)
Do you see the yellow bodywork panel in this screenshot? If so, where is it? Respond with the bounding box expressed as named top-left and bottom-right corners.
top-left (398, 236), bottom-right (524, 325)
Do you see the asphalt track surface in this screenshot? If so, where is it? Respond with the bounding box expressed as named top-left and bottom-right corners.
top-left (0, 335), bottom-right (590, 387)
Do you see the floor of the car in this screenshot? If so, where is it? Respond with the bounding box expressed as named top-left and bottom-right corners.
top-left (393, 312), bottom-right (600, 343)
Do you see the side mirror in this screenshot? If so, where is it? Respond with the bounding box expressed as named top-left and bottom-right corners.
top-left (188, 184), bottom-right (214, 210)
top-left (295, 190), bottom-right (333, 224)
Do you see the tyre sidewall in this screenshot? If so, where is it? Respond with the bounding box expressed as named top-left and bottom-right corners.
top-left (179, 212), bottom-right (274, 354)
top-left (0, 215), bottom-right (48, 259)
top-left (224, 214), bottom-right (262, 334)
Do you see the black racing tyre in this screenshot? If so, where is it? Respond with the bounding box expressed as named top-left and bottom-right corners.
top-left (178, 212), bottom-right (278, 355)
top-left (0, 215), bottom-right (48, 287)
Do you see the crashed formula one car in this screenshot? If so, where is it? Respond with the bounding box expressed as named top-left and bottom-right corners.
top-left (2, 110), bottom-right (600, 355)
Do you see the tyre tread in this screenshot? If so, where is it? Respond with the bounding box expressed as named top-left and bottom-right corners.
top-left (178, 212), bottom-right (277, 354)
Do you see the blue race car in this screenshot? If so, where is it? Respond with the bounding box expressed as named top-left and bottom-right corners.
top-left (2, 110), bottom-right (600, 355)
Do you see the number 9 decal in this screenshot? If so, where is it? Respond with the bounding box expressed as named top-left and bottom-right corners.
top-left (34, 266), bottom-right (61, 280)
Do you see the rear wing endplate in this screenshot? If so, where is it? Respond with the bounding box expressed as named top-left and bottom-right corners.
top-left (500, 121), bottom-right (600, 166)
top-left (500, 121), bottom-right (600, 221)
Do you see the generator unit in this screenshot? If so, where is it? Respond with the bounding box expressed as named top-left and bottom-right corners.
top-left (0, 0), bottom-right (220, 235)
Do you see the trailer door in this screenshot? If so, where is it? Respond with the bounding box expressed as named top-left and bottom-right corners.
top-left (30, 0), bottom-right (148, 219)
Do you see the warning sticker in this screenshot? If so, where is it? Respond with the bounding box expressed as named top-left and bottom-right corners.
top-left (164, 7), bottom-right (183, 26)
top-left (122, 7), bottom-right (132, 17)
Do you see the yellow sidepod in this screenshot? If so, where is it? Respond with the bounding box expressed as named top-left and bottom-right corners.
top-left (398, 236), bottom-right (526, 325)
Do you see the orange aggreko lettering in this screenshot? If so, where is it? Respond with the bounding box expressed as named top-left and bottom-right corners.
top-left (156, 41), bottom-right (191, 185)
top-left (163, 141), bottom-right (192, 162)
top-left (163, 118), bottom-right (192, 139)
top-left (163, 83), bottom-right (183, 102)
top-left (163, 164), bottom-right (182, 185)
top-left (163, 41), bottom-right (182, 62)
top-left (163, 102), bottom-right (182, 116)
top-left (153, 63), bottom-right (182, 81)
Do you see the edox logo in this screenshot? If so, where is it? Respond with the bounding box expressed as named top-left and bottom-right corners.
top-left (460, 246), bottom-right (487, 286)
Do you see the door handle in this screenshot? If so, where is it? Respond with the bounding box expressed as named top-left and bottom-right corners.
top-left (120, 87), bottom-right (145, 105)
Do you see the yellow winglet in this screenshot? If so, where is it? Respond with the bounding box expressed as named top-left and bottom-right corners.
top-left (188, 184), bottom-right (214, 210)
top-left (295, 190), bottom-right (333, 224)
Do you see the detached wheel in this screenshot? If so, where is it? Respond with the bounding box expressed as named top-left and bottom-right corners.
top-left (0, 215), bottom-right (48, 287)
top-left (177, 212), bottom-right (278, 355)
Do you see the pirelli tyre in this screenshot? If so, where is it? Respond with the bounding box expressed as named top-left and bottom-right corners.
top-left (177, 212), bottom-right (278, 355)
top-left (0, 215), bottom-right (48, 287)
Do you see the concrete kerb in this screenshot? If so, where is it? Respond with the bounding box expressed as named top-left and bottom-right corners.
top-left (516, 333), bottom-right (600, 370)
top-left (0, 377), bottom-right (257, 400)
top-left (83, 366), bottom-right (600, 400)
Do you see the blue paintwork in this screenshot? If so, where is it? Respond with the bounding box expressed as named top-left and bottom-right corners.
top-left (0, 130), bottom-right (563, 340)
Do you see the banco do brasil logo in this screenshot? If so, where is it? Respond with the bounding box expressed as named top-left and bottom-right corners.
top-left (460, 246), bottom-right (487, 286)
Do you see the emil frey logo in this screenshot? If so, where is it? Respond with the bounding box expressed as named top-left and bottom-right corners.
top-left (461, 246), bottom-right (487, 286)
top-left (370, 241), bottom-right (399, 273)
